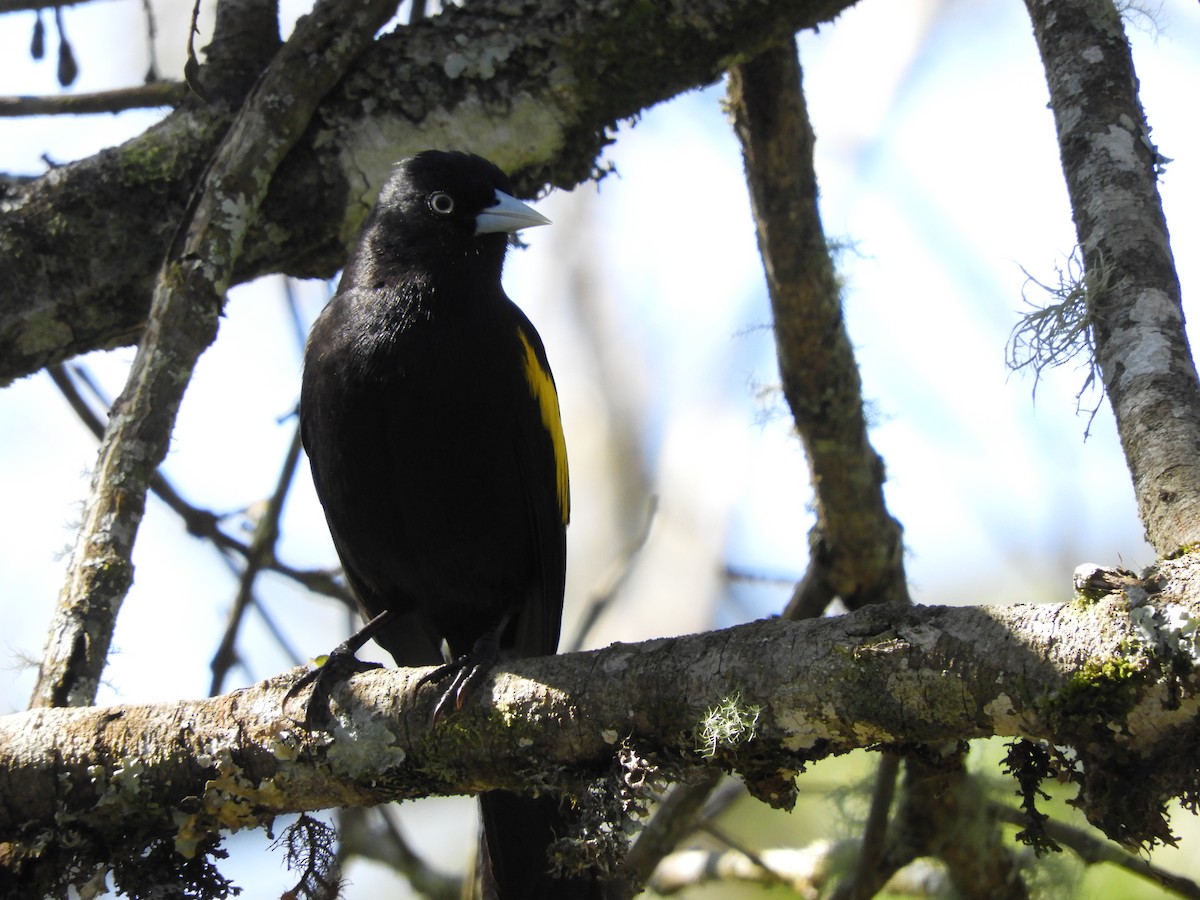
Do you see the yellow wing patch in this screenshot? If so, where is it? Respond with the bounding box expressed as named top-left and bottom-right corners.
top-left (517, 327), bottom-right (570, 525)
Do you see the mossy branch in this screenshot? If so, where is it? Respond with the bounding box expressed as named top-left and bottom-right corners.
top-left (4, 561), bottom-right (1200, 894)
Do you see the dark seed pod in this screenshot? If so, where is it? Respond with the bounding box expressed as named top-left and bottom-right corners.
top-left (55, 7), bottom-right (78, 87)
top-left (31, 10), bottom-right (45, 60)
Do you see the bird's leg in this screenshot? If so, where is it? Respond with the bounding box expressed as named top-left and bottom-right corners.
top-left (283, 610), bottom-right (391, 729)
top-left (417, 628), bottom-right (502, 724)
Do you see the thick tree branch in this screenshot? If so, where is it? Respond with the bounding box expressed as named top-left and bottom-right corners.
top-left (0, 0), bottom-right (854, 388)
top-left (4, 561), bottom-right (1200, 886)
top-left (728, 39), bottom-right (908, 613)
top-left (1024, 0), bottom-right (1200, 555)
top-left (27, 0), bottom-right (401, 709)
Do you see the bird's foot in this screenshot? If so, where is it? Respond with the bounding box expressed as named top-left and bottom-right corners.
top-left (417, 631), bottom-right (500, 724)
top-left (284, 611), bottom-right (391, 729)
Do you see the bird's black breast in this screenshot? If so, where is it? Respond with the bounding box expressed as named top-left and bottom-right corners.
top-left (300, 285), bottom-right (565, 665)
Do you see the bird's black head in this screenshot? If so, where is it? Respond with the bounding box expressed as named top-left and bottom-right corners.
top-left (358, 150), bottom-right (549, 285)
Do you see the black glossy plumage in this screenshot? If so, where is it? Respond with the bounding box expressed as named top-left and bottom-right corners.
top-left (300, 151), bottom-right (600, 899)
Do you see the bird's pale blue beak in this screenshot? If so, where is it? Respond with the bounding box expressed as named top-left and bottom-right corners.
top-left (475, 190), bottom-right (551, 235)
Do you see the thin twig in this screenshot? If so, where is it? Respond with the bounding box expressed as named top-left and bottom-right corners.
top-left (49, 364), bottom-right (227, 545)
top-left (0, 0), bottom-right (95, 11)
top-left (281, 277), bottom-right (316, 356)
top-left (565, 494), bottom-right (657, 652)
top-left (625, 768), bottom-right (723, 886)
top-left (210, 548), bottom-right (307, 672)
top-left (694, 818), bottom-right (789, 887)
top-left (831, 752), bottom-right (900, 900)
top-left (0, 82), bottom-right (184, 117)
top-left (723, 565), bottom-right (800, 586)
top-left (48, 363), bottom-right (354, 607)
top-left (209, 424), bottom-right (305, 695)
top-left (140, 0), bottom-right (159, 82)
top-left (991, 803), bottom-right (1200, 899)
top-left (336, 806), bottom-right (461, 900)
top-left (857, 753), bottom-right (900, 890)
top-left (649, 841), bottom-right (944, 897)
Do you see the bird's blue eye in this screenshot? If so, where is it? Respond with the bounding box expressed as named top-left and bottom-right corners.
top-left (428, 192), bottom-right (455, 215)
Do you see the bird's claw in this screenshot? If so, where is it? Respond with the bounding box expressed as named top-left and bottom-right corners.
top-left (417, 632), bottom-right (500, 724)
top-left (284, 651), bottom-right (384, 730)
top-left (283, 611), bottom-right (391, 729)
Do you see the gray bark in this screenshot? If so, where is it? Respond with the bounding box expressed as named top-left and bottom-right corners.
top-left (0, 0), bottom-right (852, 388)
top-left (4, 561), bottom-right (1199, 862)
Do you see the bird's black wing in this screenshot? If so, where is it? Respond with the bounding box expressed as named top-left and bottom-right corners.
top-left (505, 309), bottom-right (570, 659)
top-left (478, 307), bottom-right (608, 900)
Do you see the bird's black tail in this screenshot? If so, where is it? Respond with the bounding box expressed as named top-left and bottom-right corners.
top-left (478, 790), bottom-right (606, 899)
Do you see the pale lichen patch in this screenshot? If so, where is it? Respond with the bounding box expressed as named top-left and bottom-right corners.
top-left (334, 91), bottom-right (568, 245)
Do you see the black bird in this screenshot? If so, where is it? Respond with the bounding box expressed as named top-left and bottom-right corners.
top-left (300, 151), bottom-right (601, 898)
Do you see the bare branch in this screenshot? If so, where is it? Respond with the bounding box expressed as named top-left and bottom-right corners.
top-left (46, 363), bottom-right (354, 606)
top-left (4, 571), bottom-right (1200, 882)
top-left (834, 753), bottom-right (900, 900)
top-left (48, 363), bottom-right (229, 544)
top-left (990, 803), bottom-right (1200, 899)
top-left (209, 424), bottom-right (305, 695)
top-left (625, 768), bottom-right (723, 886)
top-left (0, 0), bottom-right (102, 11)
top-left (1024, 0), bottom-right (1200, 554)
top-left (728, 38), bottom-right (909, 613)
top-left (28, 0), bottom-right (402, 710)
top-left (566, 495), bottom-right (658, 653)
top-left (337, 807), bottom-right (462, 900)
top-left (649, 842), bottom-right (945, 897)
top-left (0, 82), bottom-right (185, 116)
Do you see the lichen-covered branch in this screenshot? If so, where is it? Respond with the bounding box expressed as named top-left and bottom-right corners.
top-left (0, 0), bottom-right (854, 387)
top-left (1023, 0), bottom-right (1200, 555)
top-left (26, 0), bottom-right (401, 710)
top-left (4, 559), bottom-right (1200, 888)
top-left (728, 39), bottom-right (908, 613)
